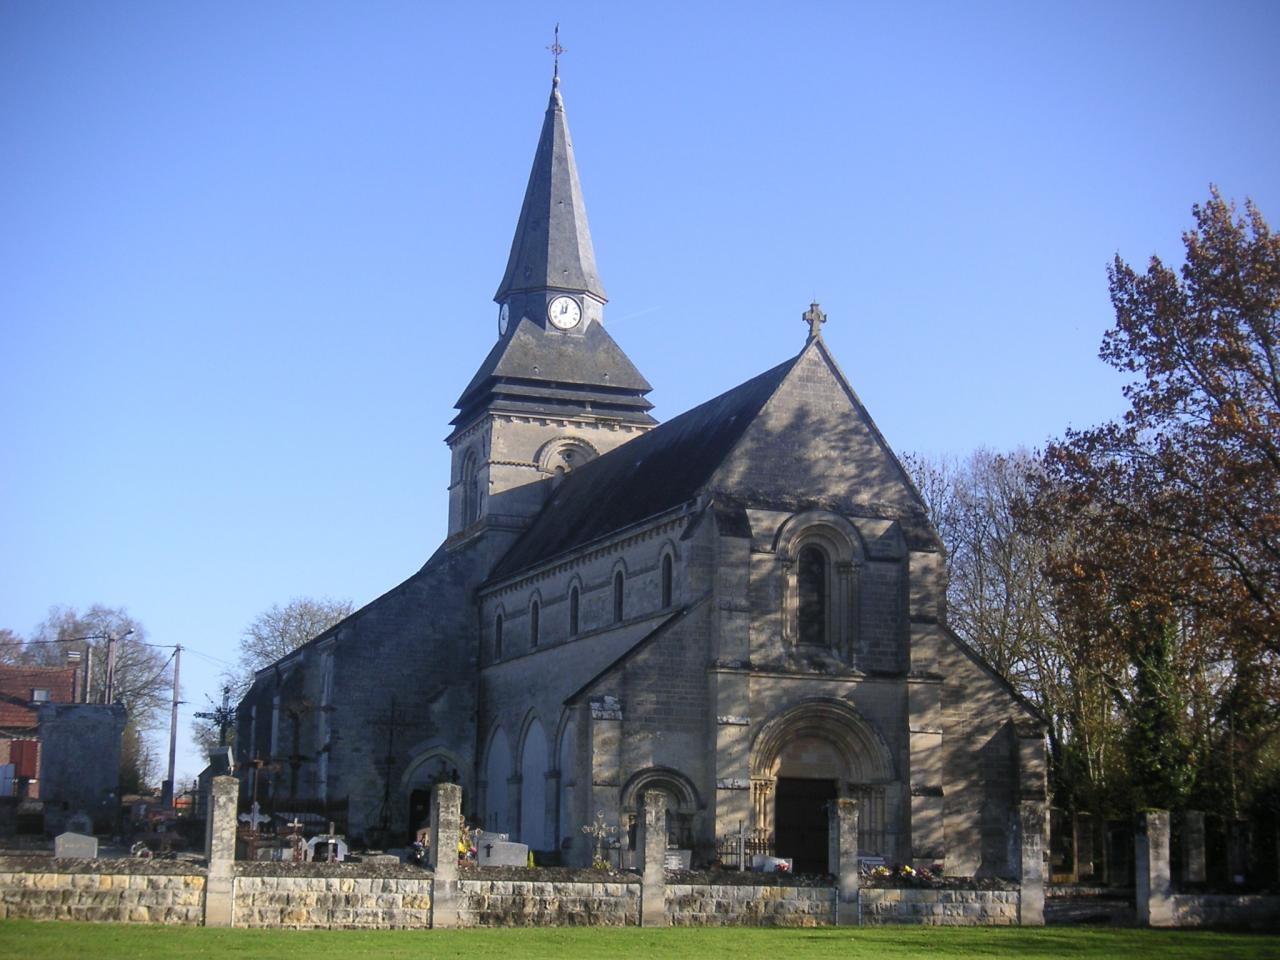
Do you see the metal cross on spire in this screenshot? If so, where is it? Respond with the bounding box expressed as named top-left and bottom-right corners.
top-left (548, 23), bottom-right (566, 83)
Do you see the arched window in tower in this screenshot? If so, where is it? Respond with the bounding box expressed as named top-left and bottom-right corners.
top-left (494, 613), bottom-right (503, 659)
top-left (797, 545), bottom-right (828, 646)
top-left (661, 554), bottom-right (673, 609)
top-left (462, 451), bottom-right (480, 526)
top-left (613, 571), bottom-right (624, 624)
top-left (530, 600), bottom-right (540, 648)
top-left (569, 586), bottom-right (580, 636)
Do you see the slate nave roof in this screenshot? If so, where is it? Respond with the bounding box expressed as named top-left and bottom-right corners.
top-left (487, 353), bottom-right (801, 580)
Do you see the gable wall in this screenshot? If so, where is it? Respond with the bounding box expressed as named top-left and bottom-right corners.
top-left (711, 345), bottom-right (922, 515)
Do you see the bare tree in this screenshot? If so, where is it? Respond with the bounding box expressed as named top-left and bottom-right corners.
top-left (28, 605), bottom-right (169, 729)
top-left (904, 450), bottom-right (1082, 801)
top-left (236, 597), bottom-right (354, 682)
top-left (192, 596), bottom-right (353, 760)
top-left (0, 628), bottom-right (25, 665)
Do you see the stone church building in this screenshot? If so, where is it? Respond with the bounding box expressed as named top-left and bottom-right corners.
top-left (236, 73), bottom-right (1045, 875)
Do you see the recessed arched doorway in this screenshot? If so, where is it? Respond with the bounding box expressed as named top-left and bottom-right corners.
top-left (773, 736), bottom-right (844, 873)
top-left (750, 699), bottom-right (895, 873)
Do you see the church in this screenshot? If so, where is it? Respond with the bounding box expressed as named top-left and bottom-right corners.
top-left (236, 69), bottom-right (1045, 876)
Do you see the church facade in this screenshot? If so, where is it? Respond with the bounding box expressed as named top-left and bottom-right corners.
top-left (236, 74), bottom-right (1045, 875)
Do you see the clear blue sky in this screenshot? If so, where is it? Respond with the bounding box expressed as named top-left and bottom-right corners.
top-left (2, 1), bottom-right (1277, 786)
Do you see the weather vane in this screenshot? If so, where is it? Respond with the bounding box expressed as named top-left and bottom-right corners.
top-left (548, 23), bottom-right (565, 82)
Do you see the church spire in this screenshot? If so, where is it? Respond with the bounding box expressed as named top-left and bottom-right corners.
top-left (494, 70), bottom-right (607, 307)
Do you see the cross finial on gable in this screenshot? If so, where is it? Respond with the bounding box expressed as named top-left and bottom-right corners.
top-left (803, 301), bottom-right (826, 341)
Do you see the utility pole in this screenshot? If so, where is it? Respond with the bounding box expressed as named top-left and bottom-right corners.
top-left (162, 645), bottom-right (181, 808)
top-left (103, 627), bottom-right (133, 705)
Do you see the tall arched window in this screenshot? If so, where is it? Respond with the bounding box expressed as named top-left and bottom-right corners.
top-left (797, 545), bottom-right (828, 646)
top-left (661, 554), bottom-right (673, 609)
top-left (530, 600), bottom-right (540, 648)
top-left (462, 451), bottom-right (480, 526)
top-left (569, 586), bottom-right (580, 636)
top-left (613, 571), bottom-right (624, 624)
top-left (494, 613), bottom-right (503, 659)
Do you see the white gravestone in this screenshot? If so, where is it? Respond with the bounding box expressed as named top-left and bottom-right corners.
top-left (751, 854), bottom-right (793, 873)
top-left (305, 835), bottom-right (348, 862)
top-left (54, 831), bottom-right (98, 860)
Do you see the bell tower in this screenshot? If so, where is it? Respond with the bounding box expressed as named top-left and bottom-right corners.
top-left (447, 72), bottom-right (655, 538)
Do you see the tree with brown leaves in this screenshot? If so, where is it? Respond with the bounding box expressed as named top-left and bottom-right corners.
top-left (1025, 188), bottom-right (1279, 815)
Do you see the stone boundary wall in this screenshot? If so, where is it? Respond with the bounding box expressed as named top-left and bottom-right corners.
top-left (860, 887), bottom-right (1020, 925)
top-left (233, 873), bottom-right (432, 929)
top-left (0, 860), bottom-right (205, 924)
top-left (457, 878), bottom-right (639, 927)
top-left (1171, 894), bottom-right (1280, 930)
top-left (666, 882), bottom-right (834, 926)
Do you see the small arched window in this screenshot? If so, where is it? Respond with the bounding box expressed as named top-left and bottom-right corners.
top-left (569, 586), bottom-right (580, 636)
top-left (530, 600), bottom-right (540, 648)
top-left (797, 545), bottom-right (827, 646)
top-left (613, 571), bottom-right (624, 624)
top-left (494, 613), bottom-right (504, 659)
top-left (661, 554), bottom-right (673, 609)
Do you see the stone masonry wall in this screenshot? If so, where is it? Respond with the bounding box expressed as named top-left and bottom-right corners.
top-left (0, 860), bottom-right (205, 924)
top-left (233, 871), bottom-right (431, 929)
top-left (666, 882), bottom-right (835, 927)
top-left (860, 887), bottom-right (1020, 925)
top-left (457, 877), bottom-right (639, 927)
top-left (1171, 894), bottom-right (1280, 931)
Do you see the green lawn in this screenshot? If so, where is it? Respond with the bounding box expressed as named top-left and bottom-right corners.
top-left (0, 922), bottom-right (1277, 960)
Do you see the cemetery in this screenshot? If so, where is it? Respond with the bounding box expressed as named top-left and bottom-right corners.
top-left (0, 778), bottom-right (1275, 931)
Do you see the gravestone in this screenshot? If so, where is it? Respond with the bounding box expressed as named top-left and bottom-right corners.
top-left (477, 837), bottom-right (529, 867)
top-left (663, 849), bottom-right (692, 870)
top-left (306, 835), bottom-right (348, 862)
top-left (54, 831), bottom-right (97, 859)
top-left (752, 854), bottom-right (793, 873)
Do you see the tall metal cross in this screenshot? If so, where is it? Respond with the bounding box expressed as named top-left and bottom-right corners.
top-left (194, 685), bottom-right (237, 747)
top-left (548, 23), bottom-right (565, 80)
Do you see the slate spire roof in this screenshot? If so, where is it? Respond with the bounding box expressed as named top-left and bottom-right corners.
top-left (495, 76), bottom-right (606, 303)
top-left (452, 76), bottom-right (653, 434)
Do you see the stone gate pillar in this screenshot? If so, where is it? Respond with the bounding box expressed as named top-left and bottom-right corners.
top-left (204, 775), bottom-right (238, 927)
top-left (827, 798), bottom-right (859, 925)
top-left (1136, 809), bottom-right (1173, 927)
top-left (431, 782), bottom-right (461, 928)
top-left (1017, 801), bottom-right (1045, 926)
top-left (638, 790), bottom-right (668, 927)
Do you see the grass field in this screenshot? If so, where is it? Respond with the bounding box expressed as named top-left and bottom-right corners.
top-left (1, 922), bottom-right (1278, 960)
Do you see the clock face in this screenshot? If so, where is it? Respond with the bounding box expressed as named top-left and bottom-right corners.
top-left (498, 303), bottom-right (509, 335)
top-left (547, 296), bottom-right (582, 330)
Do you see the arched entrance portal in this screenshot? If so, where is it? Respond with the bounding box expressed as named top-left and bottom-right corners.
top-left (750, 699), bottom-right (893, 873)
top-left (773, 736), bottom-right (842, 873)
top-left (401, 751), bottom-right (463, 844)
